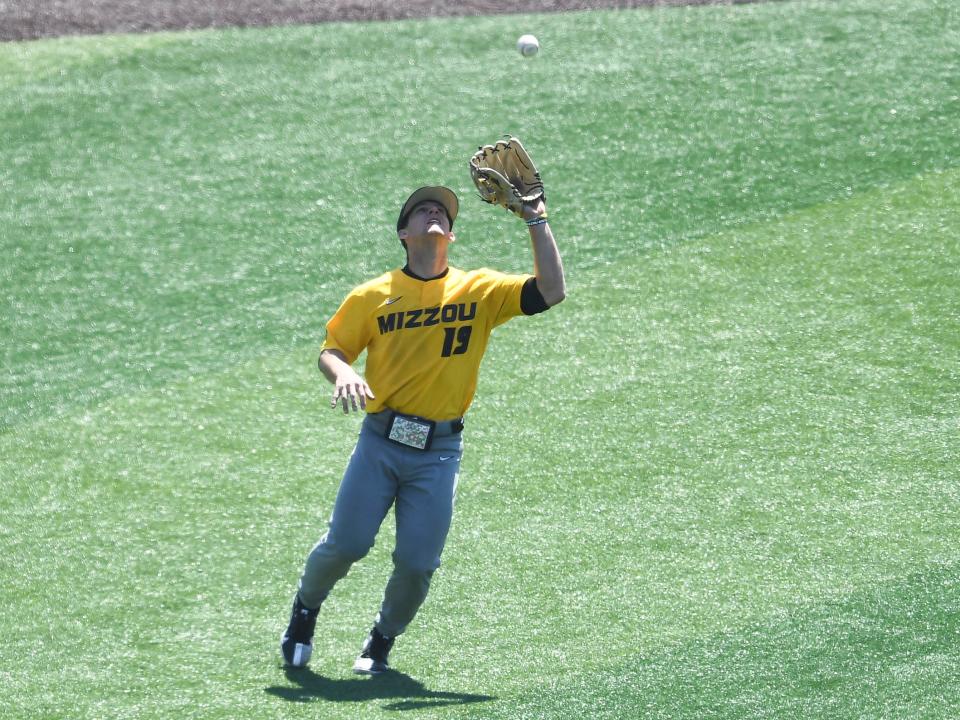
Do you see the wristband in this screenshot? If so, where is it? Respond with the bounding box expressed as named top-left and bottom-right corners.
top-left (525, 214), bottom-right (548, 227)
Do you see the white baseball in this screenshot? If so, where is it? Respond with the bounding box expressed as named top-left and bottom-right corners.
top-left (517, 34), bottom-right (540, 57)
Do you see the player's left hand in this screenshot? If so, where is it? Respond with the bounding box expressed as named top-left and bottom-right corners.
top-left (521, 198), bottom-right (547, 222)
top-left (469, 136), bottom-right (545, 219)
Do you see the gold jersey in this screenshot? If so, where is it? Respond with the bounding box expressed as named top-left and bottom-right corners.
top-left (321, 266), bottom-right (531, 421)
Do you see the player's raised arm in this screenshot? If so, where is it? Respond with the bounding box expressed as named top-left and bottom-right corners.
top-left (468, 136), bottom-right (565, 307)
top-left (318, 349), bottom-right (374, 414)
top-left (522, 198), bottom-right (565, 307)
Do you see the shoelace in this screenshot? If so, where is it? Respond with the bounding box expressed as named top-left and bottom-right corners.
top-left (364, 632), bottom-right (395, 659)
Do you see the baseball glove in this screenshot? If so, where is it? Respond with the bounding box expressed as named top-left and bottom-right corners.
top-left (469, 136), bottom-right (545, 218)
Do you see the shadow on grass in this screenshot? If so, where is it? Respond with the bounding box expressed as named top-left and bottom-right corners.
top-left (265, 667), bottom-right (496, 711)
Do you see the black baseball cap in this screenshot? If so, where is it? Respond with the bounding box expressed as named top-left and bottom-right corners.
top-left (397, 186), bottom-right (459, 232)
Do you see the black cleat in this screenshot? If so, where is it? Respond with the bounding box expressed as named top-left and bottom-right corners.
top-left (280, 595), bottom-right (319, 667)
top-left (352, 626), bottom-right (395, 675)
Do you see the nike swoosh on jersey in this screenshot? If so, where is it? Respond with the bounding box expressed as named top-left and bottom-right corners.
top-left (383, 296), bottom-right (403, 306)
top-left (439, 455), bottom-right (457, 462)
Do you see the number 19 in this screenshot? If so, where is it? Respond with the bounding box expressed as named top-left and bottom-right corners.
top-left (441, 326), bottom-right (472, 357)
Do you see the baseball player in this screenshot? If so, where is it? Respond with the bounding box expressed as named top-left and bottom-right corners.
top-left (281, 138), bottom-right (565, 674)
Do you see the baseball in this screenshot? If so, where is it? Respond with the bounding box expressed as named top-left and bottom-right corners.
top-left (517, 34), bottom-right (540, 57)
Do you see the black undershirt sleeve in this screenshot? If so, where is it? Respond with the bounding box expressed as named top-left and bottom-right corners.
top-left (520, 276), bottom-right (550, 315)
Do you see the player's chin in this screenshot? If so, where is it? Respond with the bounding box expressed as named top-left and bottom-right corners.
top-left (409, 228), bottom-right (450, 244)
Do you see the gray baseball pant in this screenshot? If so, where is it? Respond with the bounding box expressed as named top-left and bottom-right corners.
top-left (297, 411), bottom-right (463, 638)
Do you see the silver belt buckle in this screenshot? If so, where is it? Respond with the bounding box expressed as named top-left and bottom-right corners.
top-left (386, 413), bottom-right (435, 450)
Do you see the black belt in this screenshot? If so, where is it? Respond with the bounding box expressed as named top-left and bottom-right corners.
top-left (365, 410), bottom-right (464, 450)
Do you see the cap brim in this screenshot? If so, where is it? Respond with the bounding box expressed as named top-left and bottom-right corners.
top-left (397, 186), bottom-right (459, 231)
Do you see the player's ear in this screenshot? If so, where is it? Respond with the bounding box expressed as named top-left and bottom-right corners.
top-left (398, 228), bottom-right (408, 241)
top-left (447, 231), bottom-right (456, 244)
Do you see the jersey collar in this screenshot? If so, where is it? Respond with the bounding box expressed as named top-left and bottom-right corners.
top-left (402, 264), bottom-right (449, 282)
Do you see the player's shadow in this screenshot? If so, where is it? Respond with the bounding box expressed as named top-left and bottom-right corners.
top-left (265, 667), bottom-right (496, 711)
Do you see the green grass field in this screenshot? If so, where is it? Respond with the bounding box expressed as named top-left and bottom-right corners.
top-left (2, 1), bottom-right (959, 717)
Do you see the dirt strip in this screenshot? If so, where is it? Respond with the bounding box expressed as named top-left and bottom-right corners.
top-left (1, 0), bottom-right (773, 42)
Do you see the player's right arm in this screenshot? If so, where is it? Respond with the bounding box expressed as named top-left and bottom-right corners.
top-left (318, 349), bottom-right (375, 414)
